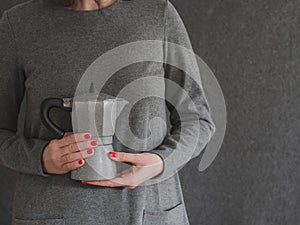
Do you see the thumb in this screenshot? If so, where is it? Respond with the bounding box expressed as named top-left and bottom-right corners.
top-left (109, 151), bottom-right (143, 165)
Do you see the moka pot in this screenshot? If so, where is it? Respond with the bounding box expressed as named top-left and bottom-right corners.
top-left (40, 83), bottom-right (128, 181)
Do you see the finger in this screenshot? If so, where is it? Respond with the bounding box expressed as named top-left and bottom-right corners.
top-left (116, 168), bottom-right (131, 177)
top-left (60, 139), bottom-right (98, 156)
top-left (87, 177), bottom-right (138, 188)
top-left (83, 167), bottom-right (139, 187)
top-left (63, 132), bottom-right (73, 137)
top-left (61, 148), bottom-right (94, 164)
top-left (127, 186), bottom-right (137, 189)
top-left (56, 132), bottom-right (92, 147)
top-left (109, 152), bottom-right (144, 165)
top-left (82, 178), bottom-right (128, 187)
top-left (62, 158), bottom-right (85, 172)
top-left (114, 165), bottom-right (153, 186)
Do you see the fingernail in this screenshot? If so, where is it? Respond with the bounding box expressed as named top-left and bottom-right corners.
top-left (91, 140), bottom-right (98, 146)
top-left (78, 159), bottom-right (84, 165)
top-left (109, 152), bottom-right (116, 158)
top-left (84, 133), bottom-right (91, 139)
top-left (87, 149), bottom-right (93, 154)
top-left (81, 181), bottom-right (87, 185)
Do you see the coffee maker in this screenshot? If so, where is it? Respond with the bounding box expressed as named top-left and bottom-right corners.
top-left (41, 83), bottom-right (128, 181)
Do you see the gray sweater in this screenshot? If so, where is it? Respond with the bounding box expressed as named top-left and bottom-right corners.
top-left (0, 0), bottom-right (215, 224)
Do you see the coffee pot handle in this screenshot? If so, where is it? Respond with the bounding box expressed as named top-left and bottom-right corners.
top-left (41, 98), bottom-right (72, 139)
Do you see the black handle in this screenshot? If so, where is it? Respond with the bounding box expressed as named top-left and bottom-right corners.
top-left (41, 98), bottom-right (72, 139)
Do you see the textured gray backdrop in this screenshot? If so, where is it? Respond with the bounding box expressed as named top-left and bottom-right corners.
top-left (0, 0), bottom-right (299, 225)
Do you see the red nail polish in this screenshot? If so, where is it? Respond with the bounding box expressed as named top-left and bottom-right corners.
top-left (87, 149), bottom-right (93, 154)
top-left (84, 133), bottom-right (91, 139)
top-left (78, 159), bottom-right (84, 165)
top-left (82, 181), bottom-right (87, 185)
top-left (91, 140), bottom-right (98, 146)
top-left (109, 152), bottom-right (116, 158)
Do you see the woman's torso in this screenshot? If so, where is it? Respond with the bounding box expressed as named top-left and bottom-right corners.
top-left (8, 0), bottom-right (189, 224)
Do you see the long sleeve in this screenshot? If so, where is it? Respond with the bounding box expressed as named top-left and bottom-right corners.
top-left (0, 11), bottom-right (51, 176)
top-left (144, 1), bottom-right (216, 181)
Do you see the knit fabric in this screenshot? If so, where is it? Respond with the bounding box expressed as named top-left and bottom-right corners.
top-left (0, 0), bottom-right (215, 224)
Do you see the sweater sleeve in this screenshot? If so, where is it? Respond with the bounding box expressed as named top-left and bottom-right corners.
top-left (0, 11), bottom-right (51, 177)
top-left (144, 1), bottom-right (216, 181)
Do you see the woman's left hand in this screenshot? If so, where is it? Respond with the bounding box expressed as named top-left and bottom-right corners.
top-left (81, 152), bottom-right (164, 189)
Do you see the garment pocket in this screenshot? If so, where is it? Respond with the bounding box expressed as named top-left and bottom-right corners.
top-left (142, 202), bottom-right (189, 225)
top-left (12, 217), bottom-right (65, 225)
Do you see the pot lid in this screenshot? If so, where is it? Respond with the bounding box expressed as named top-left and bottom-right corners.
top-left (74, 82), bottom-right (123, 102)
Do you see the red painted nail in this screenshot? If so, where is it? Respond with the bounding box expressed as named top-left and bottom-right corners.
top-left (109, 152), bottom-right (116, 158)
top-left (87, 149), bottom-right (93, 154)
top-left (91, 140), bottom-right (98, 146)
top-left (78, 159), bottom-right (84, 165)
top-left (82, 181), bottom-right (87, 185)
top-left (84, 133), bottom-right (91, 139)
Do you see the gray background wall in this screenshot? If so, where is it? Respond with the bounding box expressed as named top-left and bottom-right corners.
top-left (0, 0), bottom-right (299, 225)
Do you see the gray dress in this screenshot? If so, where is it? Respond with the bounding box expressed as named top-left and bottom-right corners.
top-left (0, 0), bottom-right (215, 224)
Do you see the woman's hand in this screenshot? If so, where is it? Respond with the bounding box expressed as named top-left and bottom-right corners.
top-left (81, 151), bottom-right (164, 189)
top-left (42, 132), bottom-right (98, 174)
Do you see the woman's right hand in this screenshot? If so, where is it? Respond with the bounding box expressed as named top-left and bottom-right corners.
top-left (42, 132), bottom-right (98, 174)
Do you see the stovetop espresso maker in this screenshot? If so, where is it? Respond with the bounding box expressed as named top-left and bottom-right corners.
top-left (41, 83), bottom-right (128, 181)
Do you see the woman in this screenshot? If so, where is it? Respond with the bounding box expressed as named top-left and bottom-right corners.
top-left (0, 0), bottom-right (215, 224)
